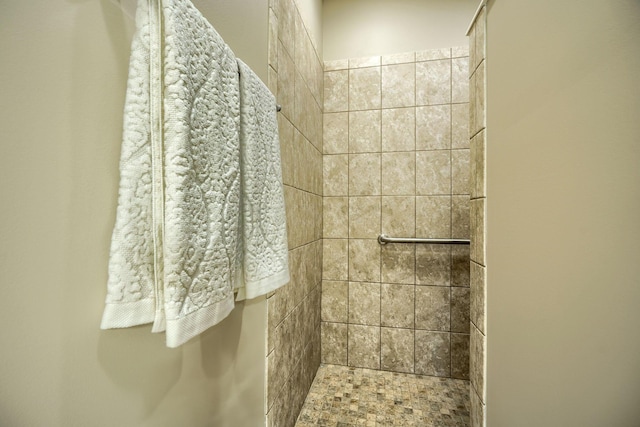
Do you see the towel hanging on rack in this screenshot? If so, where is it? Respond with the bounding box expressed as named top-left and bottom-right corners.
top-left (101, 0), bottom-right (289, 347)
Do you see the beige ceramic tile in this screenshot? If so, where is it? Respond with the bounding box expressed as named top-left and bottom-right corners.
top-left (268, 65), bottom-right (278, 98)
top-left (348, 153), bottom-right (381, 196)
top-left (416, 150), bottom-right (451, 195)
top-left (451, 245), bottom-right (470, 287)
top-left (415, 286), bottom-right (451, 331)
top-left (321, 280), bottom-right (348, 322)
top-left (452, 103), bottom-right (470, 149)
top-left (470, 198), bottom-right (485, 266)
top-left (470, 325), bottom-right (486, 401)
top-left (416, 59), bottom-right (451, 105)
top-left (475, 61), bottom-right (486, 134)
top-left (323, 197), bottom-right (348, 238)
top-left (471, 387), bottom-right (486, 427)
top-left (381, 196), bottom-right (415, 238)
top-left (324, 59), bottom-right (349, 71)
top-left (382, 63), bottom-right (416, 108)
top-left (452, 57), bottom-right (469, 104)
top-left (415, 330), bottom-right (450, 377)
top-left (468, 20), bottom-right (476, 78)
top-left (470, 129), bottom-right (486, 199)
top-left (381, 283), bottom-right (415, 328)
top-left (323, 154), bottom-right (348, 196)
top-left (416, 196), bottom-right (451, 239)
top-left (349, 110), bottom-right (381, 153)
top-left (324, 70), bottom-right (348, 113)
top-left (277, 0), bottom-right (295, 57)
top-left (381, 244), bottom-right (415, 285)
top-left (349, 67), bottom-right (381, 111)
top-left (381, 107), bottom-right (415, 152)
top-left (278, 116), bottom-right (295, 186)
top-left (321, 322), bottom-right (347, 365)
top-left (416, 105), bottom-right (451, 150)
top-left (324, 112), bottom-right (348, 154)
top-left (475, 6), bottom-right (486, 69)
top-left (268, 8), bottom-right (278, 70)
top-left (451, 287), bottom-right (470, 333)
top-left (451, 148), bottom-right (471, 194)
top-left (348, 196), bottom-right (381, 238)
top-left (452, 195), bottom-right (470, 239)
top-left (381, 152), bottom-right (415, 195)
top-left (348, 281), bottom-right (381, 326)
top-left (470, 260), bottom-right (486, 333)
top-left (451, 333), bottom-right (470, 380)
top-left (415, 244), bottom-right (451, 286)
top-left (278, 42), bottom-right (295, 120)
top-left (469, 66), bottom-right (477, 136)
top-left (322, 238), bottom-right (348, 281)
top-left (348, 324), bottom-right (380, 369)
top-left (348, 239), bottom-right (380, 282)
top-left (452, 45), bottom-right (469, 58)
top-left (382, 51), bottom-right (415, 65)
top-left (381, 328), bottom-right (415, 373)
top-left (349, 56), bottom-right (381, 69)
top-left (416, 48), bottom-right (451, 61)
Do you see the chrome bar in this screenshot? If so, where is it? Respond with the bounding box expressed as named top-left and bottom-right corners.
top-left (378, 234), bottom-right (470, 245)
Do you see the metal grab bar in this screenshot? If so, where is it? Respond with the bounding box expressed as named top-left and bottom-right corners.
top-left (378, 234), bottom-right (470, 245)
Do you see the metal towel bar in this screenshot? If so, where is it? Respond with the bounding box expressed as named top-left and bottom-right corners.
top-left (377, 234), bottom-right (470, 245)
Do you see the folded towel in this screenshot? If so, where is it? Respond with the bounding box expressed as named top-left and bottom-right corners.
top-left (235, 59), bottom-right (290, 300)
top-left (102, 0), bottom-right (242, 348)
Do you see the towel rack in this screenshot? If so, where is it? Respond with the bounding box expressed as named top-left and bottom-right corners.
top-left (377, 234), bottom-right (470, 245)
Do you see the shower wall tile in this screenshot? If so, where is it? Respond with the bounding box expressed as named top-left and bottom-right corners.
top-left (349, 110), bottom-right (381, 153)
top-left (381, 244), bottom-right (415, 285)
top-left (348, 239), bottom-right (380, 282)
top-left (381, 283), bottom-right (415, 328)
top-left (470, 198), bottom-right (486, 266)
top-left (470, 325), bottom-right (486, 401)
top-left (452, 195), bottom-right (470, 239)
top-left (416, 105), bottom-right (451, 150)
top-left (471, 129), bottom-right (486, 199)
top-left (268, 8), bottom-right (278, 70)
top-left (323, 197), bottom-right (348, 238)
top-left (451, 287), bottom-right (471, 333)
top-left (416, 150), bottom-right (451, 195)
top-left (323, 239), bottom-right (348, 281)
top-left (348, 324), bottom-right (381, 369)
top-left (452, 149), bottom-right (470, 195)
top-left (416, 245), bottom-right (451, 287)
top-left (474, 6), bottom-right (486, 70)
top-left (382, 51), bottom-right (415, 65)
top-left (382, 63), bottom-right (416, 108)
top-left (416, 48), bottom-right (451, 61)
top-left (381, 152), bottom-right (415, 195)
top-left (415, 330), bottom-right (451, 377)
top-left (452, 57), bottom-right (470, 103)
top-left (321, 322), bottom-right (347, 365)
top-left (349, 196), bottom-right (381, 238)
top-left (451, 333), bottom-right (470, 380)
top-left (381, 196), bottom-right (415, 238)
top-left (323, 154), bottom-right (348, 196)
top-left (415, 286), bottom-right (451, 331)
top-left (382, 107), bottom-right (416, 152)
top-left (381, 327), bottom-right (415, 373)
top-left (321, 280), bottom-right (348, 322)
top-left (323, 112), bottom-right (348, 154)
top-left (349, 55), bottom-right (381, 69)
top-left (277, 42), bottom-right (295, 120)
top-left (321, 47), bottom-right (470, 382)
top-left (470, 261), bottom-right (486, 333)
top-left (452, 103), bottom-right (470, 149)
top-left (348, 281), bottom-right (381, 326)
top-left (416, 59), bottom-right (452, 105)
top-left (349, 67), bottom-right (381, 110)
top-left (471, 386), bottom-right (486, 427)
top-left (348, 153), bottom-right (381, 196)
top-left (474, 61), bottom-right (486, 135)
top-left (324, 70), bottom-right (348, 112)
top-left (416, 196), bottom-right (451, 239)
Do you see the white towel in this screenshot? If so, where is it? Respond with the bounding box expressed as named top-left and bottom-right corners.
top-left (102, 0), bottom-right (242, 347)
top-left (235, 59), bottom-right (290, 300)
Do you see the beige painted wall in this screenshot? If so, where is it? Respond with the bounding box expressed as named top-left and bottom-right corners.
top-left (0, 1), bottom-right (270, 426)
top-left (323, 0), bottom-right (478, 61)
top-left (485, 0), bottom-right (640, 426)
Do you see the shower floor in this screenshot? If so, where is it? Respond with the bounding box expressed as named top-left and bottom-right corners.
top-left (294, 364), bottom-right (470, 427)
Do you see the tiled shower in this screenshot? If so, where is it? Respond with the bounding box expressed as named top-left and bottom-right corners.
top-left (321, 47), bottom-right (471, 380)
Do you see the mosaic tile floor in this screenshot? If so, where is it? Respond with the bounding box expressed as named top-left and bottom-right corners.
top-left (295, 364), bottom-right (470, 427)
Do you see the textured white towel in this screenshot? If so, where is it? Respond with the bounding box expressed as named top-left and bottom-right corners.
top-left (102, 0), bottom-right (243, 348)
top-left (235, 59), bottom-right (290, 300)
